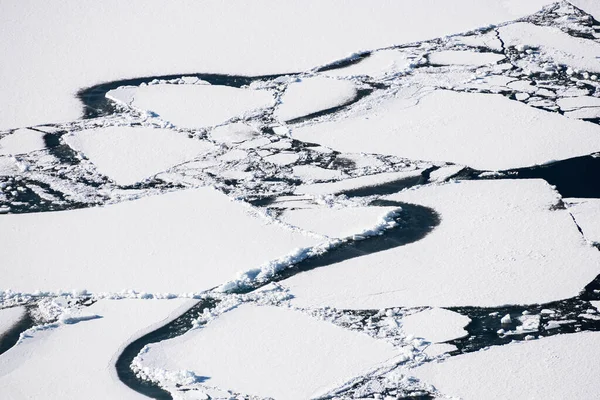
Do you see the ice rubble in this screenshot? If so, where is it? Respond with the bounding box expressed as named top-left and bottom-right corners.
top-left (282, 180), bottom-right (600, 308)
top-left (0, 0), bottom-right (554, 130)
top-left (0, 299), bottom-right (192, 400)
top-left (0, 129), bottom-right (46, 156)
top-left (565, 198), bottom-right (600, 244)
top-left (427, 50), bottom-right (505, 66)
top-left (133, 304), bottom-right (399, 400)
top-left (106, 84), bottom-right (274, 129)
top-left (279, 206), bottom-right (400, 239)
top-left (400, 308), bottom-right (470, 343)
top-left (499, 22), bottom-right (600, 73)
top-left (63, 126), bottom-right (217, 185)
top-left (0, 188), bottom-right (321, 294)
top-left (295, 169), bottom-right (424, 196)
top-left (274, 77), bottom-right (357, 122)
top-left (409, 331), bottom-right (600, 400)
top-left (0, 307), bottom-right (25, 337)
top-left (291, 89), bottom-right (600, 171)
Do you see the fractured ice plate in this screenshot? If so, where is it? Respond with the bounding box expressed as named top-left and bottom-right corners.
top-left (134, 303), bottom-right (399, 399)
top-left (291, 89), bottom-right (600, 171)
top-left (282, 179), bottom-right (600, 308)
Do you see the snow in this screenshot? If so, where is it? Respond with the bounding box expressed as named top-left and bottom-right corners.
top-left (0, 188), bottom-right (320, 294)
top-left (291, 90), bottom-right (600, 171)
top-left (263, 152), bottom-right (299, 166)
top-left (0, 299), bottom-right (192, 400)
top-left (565, 198), bottom-right (600, 244)
top-left (428, 165), bottom-right (465, 182)
top-left (106, 84), bottom-right (274, 129)
top-left (64, 126), bottom-right (217, 186)
top-left (282, 180), bottom-right (600, 308)
top-left (499, 22), bottom-right (600, 73)
top-left (279, 206), bottom-right (399, 239)
top-left (133, 304), bottom-right (399, 399)
top-left (274, 77), bottom-right (357, 122)
top-left (0, 129), bottom-right (46, 156)
top-left (0, 0), bottom-right (555, 130)
top-left (400, 308), bottom-right (470, 343)
top-left (323, 50), bottom-right (414, 79)
top-left (592, 301), bottom-right (600, 312)
top-left (428, 50), bottom-right (505, 66)
top-left (409, 331), bottom-right (600, 400)
top-left (295, 169), bottom-right (423, 196)
top-left (0, 307), bottom-right (25, 337)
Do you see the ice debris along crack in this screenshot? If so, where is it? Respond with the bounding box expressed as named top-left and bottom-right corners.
top-left (1, 1), bottom-right (600, 399)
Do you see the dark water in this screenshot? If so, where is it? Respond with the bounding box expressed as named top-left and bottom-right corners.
top-left (0, 308), bottom-right (36, 356)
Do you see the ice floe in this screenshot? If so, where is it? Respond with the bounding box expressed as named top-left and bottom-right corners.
top-left (0, 188), bottom-right (320, 294)
top-left (428, 50), bottom-right (505, 66)
top-left (0, 299), bottom-right (191, 400)
top-left (0, 129), bottom-right (46, 156)
top-left (282, 180), bottom-right (600, 308)
top-left (409, 331), bottom-right (600, 400)
top-left (323, 49), bottom-right (415, 79)
top-left (400, 308), bottom-right (470, 343)
top-left (565, 198), bottom-right (600, 244)
top-left (291, 89), bottom-right (600, 171)
top-left (133, 303), bottom-right (399, 399)
top-left (63, 126), bottom-right (216, 185)
top-left (274, 77), bottom-right (357, 122)
top-left (106, 84), bottom-right (274, 129)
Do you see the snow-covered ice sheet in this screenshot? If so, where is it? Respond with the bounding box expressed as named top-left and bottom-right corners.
top-left (295, 170), bottom-right (423, 196)
top-left (274, 77), bottom-right (357, 122)
top-left (208, 123), bottom-right (259, 145)
top-left (400, 308), bottom-right (470, 343)
top-left (64, 126), bottom-right (217, 185)
top-left (291, 90), bottom-right (600, 171)
top-left (291, 165), bottom-right (344, 182)
top-left (499, 22), bottom-right (600, 73)
top-left (0, 299), bottom-right (192, 400)
top-left (0, 188), bottom-right (320, 294)
top-left (0, 307), bottom-right (25, 337)
top-left (428, 50), bottom-right (504, 66)
top-left (280, 206), bottom-right (399, 239)
top-left (107, 84), bottom-right (274, 129)
top-left (133, 304), bottom-right (398, 399)
top-left (409, 331), bottom-right (600, 400)
top-left (557, 96), bottom-right (600, 111)
top-left (282, 180), bottom-right (600, 308)
top-left (565, 198), bottom-right (600, 244)
top-left (0, 0), bottom-right (554, 130)
top-left (0, 129), bottom-right (46, 156)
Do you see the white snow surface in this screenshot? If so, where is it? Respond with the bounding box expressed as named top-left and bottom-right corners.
top-left (134, 304), bottom-right (398, 399)
top-left (291, 165), bottom-right (344, 182)
top-left (565, 198), bottom-right (600, 244)
top-left (0, 0), bottom-right (554, 130)
top-left (592, 301), bottom-right (600, 312)
top-left (570, 0), bottom-right (600, 21)
top-left (0, 299), bottom-right (192, 400)
top-left (409, 331), bottom-right (600, 400)
top-left (0, 307), bottom-right (25, 337)
top-left (557, 96), bottom-right (600, 111)
top-left (428, 50), bottom-right (505, 66)
top-left (275, 77), bottom-right (357, 122)
top-left (291, 90), bottom-right (600, 171)
top-left (0, 129), bottom-right (46, 156)
top-left (209, 123), bottom-right (259, 145)
top-left (0, 188), bottom-right (320, 294)
top-left (401, 308), bottom-right (470, 343)
top-left (282, 180), bottom-right (600, 308)
top-left (499, 22), bottom-right (600, 73)
top-left (107, 84), bottom-right (274, 129)
top-left (280, 206), bottom-right (399, 239)
top-left (295, 169), bottom-right (423, 196)
top-left (64, 126), bottom-right (216, 185)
